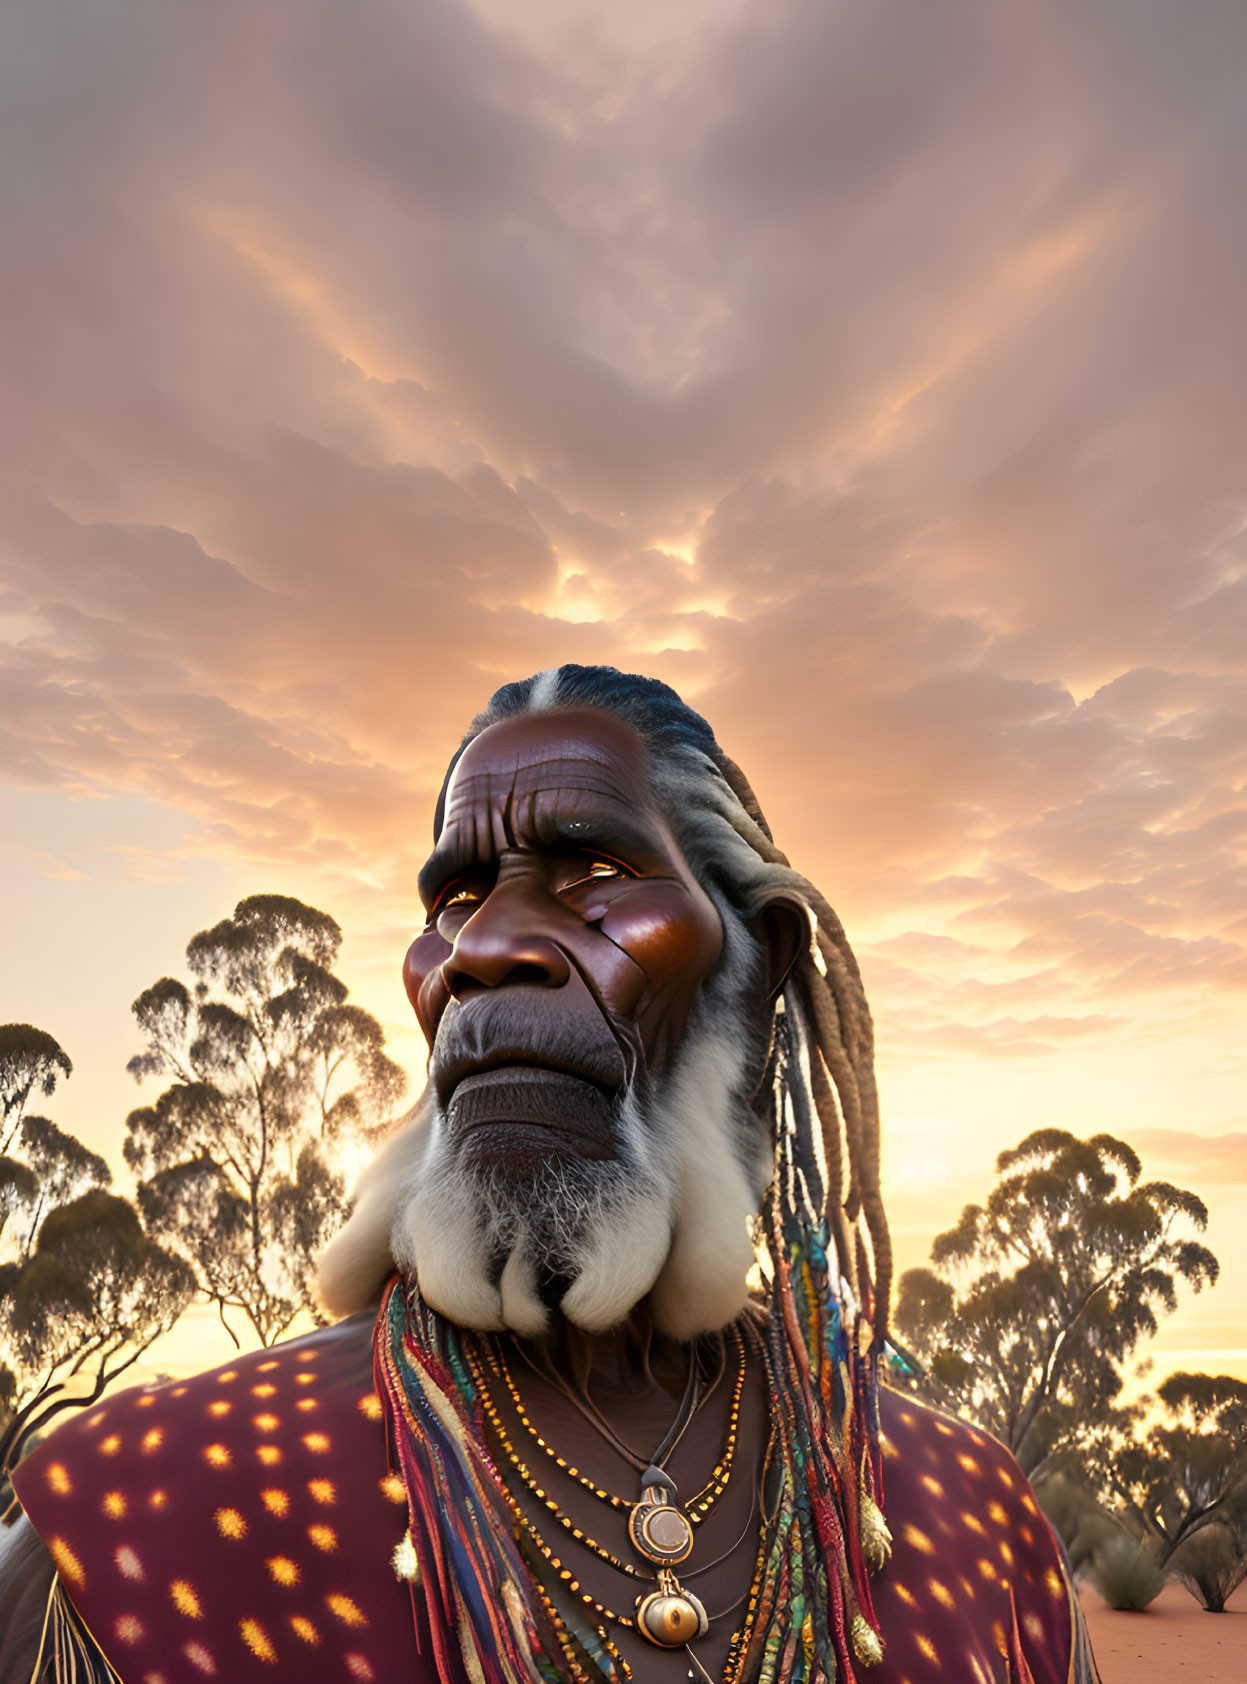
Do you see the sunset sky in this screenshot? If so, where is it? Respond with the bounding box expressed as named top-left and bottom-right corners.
top-left (2, 0), bottom-right (1244, 1386)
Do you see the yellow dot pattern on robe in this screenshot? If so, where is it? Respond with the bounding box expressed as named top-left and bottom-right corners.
top-left (16, 1322), bottom-right (1093, 1684)
top-left (862, 1390), bottom-right (1095, 1683)
top-left (326, 1592), bottom-right (367, 1628)
top-left (10, 1323), bottom-right (415, 1684)
top-left (116, 1545), bottom-right (145, 1582)
top-left (170, 1580), bottom-right (202, 1618)
top-left (49, 1537), bottom-right (85, 1587)
top-left (238, 1619), bottom-right (277, 1662)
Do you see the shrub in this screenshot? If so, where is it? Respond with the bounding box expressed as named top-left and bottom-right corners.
top-left (1090, 1534), bottom-right (1167, 1610)
top-left (1170, 1520), bottom-right (1247, 1613)
top-left (1035, 1476), bottom-right (1122, 1575)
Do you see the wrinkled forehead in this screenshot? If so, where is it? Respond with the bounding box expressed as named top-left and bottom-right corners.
top-left (422, 709), bottom-right (683, 890)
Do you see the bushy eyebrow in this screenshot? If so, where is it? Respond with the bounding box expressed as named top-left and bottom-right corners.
top-left (417, 806), bottom-right (666, 908)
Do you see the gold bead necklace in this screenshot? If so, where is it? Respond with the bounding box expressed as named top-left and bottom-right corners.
top-left (490, 1322), bottom-right (747, 1523)
top-left (471, 1344), bottom-right (761, 1591)
top-left (470, 1323), bottom-right (759, 1660)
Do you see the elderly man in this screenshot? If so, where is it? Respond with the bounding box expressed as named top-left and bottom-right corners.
top-left (1, 666), bottom-right (1098, 1683)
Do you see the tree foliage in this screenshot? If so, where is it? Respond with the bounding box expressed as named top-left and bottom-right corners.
top-left (0, 1025), bottom-right (72, 1155)
top-left (124, 894), bottom-right (407, 1346)
top-left (1098, 1372), bottom-right (1247, 1569)
top-left (0, 1190), bottom-right (195, 1471)
top-left (894, 1129), bottom-right (1219, 1475)
top-left (0, 1025), bottom-right (193, 1471)
top-left (12, 1115), bottom-right (111, 1262)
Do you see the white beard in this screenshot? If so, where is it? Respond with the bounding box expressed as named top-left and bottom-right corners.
top-left (317, 1010), bottom-right (771, 1338)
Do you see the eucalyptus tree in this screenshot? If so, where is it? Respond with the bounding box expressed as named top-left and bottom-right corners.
top-left (124, 894), bottom-right (407, 1346)
top-left (894, 1129), bottom-right (1219, 1476)
top-left (0, 1190), bottom-right (195, 1472)
top-left (1105, 1373), bottom-right (1247, 1567)
top-left (0, 1024), bottom-right (72, 1155)
top-left (0, 1025), bottom-right (163, 1467)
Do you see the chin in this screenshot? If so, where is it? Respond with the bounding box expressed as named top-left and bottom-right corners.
top-left (318, 1005), bottom-right (771, 1343)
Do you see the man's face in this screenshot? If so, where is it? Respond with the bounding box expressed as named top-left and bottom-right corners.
top-left (402, 709), bottom-right (724, 1173)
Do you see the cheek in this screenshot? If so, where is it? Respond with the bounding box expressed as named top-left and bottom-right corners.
top-left (599, 884), bottom-right (723, 992)
top-left (402, 929), bottom-right (452, 1045)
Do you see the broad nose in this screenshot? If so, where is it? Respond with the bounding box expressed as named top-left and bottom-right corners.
top-left (440, 879), bottom-right (571, 998)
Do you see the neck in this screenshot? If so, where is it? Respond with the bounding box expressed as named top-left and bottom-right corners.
top-left (521, 1299), bottom-right (696, 1400)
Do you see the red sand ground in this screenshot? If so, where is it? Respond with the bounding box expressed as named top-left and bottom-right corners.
top-left (1079, 1583), bottom-right (1247, 1682)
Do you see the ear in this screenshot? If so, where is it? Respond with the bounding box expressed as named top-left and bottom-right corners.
top-left (755, 897), bottom-right (808, 999)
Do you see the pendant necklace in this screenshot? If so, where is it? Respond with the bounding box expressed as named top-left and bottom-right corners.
top-left (496, 1322), bottom-right (747, 1530)
top-left (475, 1322), bottom-right (758, 1658)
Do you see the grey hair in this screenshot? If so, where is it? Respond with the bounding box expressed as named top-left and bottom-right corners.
top-left (320, 666), bottom-right (890, 1341)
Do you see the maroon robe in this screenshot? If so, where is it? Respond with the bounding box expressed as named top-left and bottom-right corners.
top-left (12, 1314), bottom-right (1095, 1683)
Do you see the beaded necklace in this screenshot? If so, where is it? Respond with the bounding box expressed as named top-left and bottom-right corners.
top-left (373, 1009), bottom-right (891, 1684)
top-left (485, 1323), bottom-right (747, 1525)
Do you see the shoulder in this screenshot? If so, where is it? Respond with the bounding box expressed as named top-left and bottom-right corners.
top-left (12, 1312), bottom-right (425, 1682)
top-left (15, 1311), bottom-right (384, 1539)
top-left (871, 1388), bottom-right (1098, 1683)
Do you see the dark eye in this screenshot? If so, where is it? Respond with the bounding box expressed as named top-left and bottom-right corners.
top-left (428, 880), bottom-right (486, 925)
top-left (562, 857), bottom-right (633, 891)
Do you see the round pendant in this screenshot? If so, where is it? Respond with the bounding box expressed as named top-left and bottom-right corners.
top-left (628, 1500), bottom-right (694, 1565)
top-left (635, 1587), bottom-right (709, 1648)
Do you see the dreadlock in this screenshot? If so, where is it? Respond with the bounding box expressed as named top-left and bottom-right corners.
top-left (368, 664), bottom-right (897, 1684)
